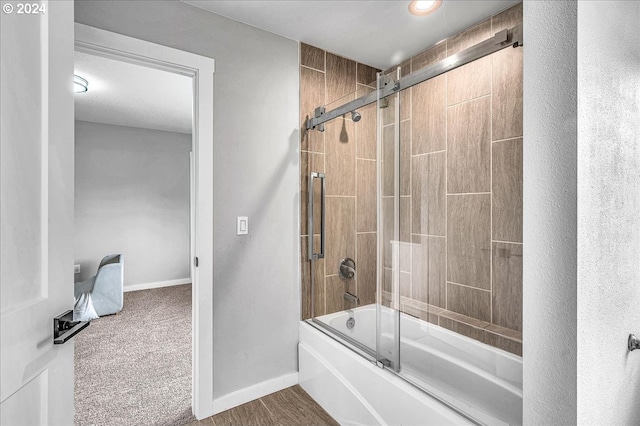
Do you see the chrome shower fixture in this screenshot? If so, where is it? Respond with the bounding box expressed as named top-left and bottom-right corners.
top-left (351, 110), bottom-right (361, 122)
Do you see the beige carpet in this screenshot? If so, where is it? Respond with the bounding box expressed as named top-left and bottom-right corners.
top-left (75, 284), bottom-right (195, 426)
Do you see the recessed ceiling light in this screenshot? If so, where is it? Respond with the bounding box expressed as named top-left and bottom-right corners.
top-left (408, 0), bottom-right (442, 16)
top-left (74, 75), bottom-right (88, 93)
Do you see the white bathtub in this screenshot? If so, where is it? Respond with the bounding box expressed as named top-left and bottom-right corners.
top-left (299, 305), bottom-right (522, 426)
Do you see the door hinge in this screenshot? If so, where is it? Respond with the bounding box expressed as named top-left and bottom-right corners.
top-left (194, 257), bottom-right (199, 267)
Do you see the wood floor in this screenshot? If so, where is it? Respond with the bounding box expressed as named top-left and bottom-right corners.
top-left (187, 385), bottom-right (339, 426)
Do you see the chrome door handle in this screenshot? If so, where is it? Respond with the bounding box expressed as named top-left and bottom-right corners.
top-left (308, 172), bottom-right (325, 260)
top-left (53, 310), bottom-right (89, 344)
top-left (629, 334), bottom-right (640, 352)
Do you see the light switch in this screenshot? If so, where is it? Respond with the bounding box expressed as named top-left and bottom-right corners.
top-left (237, 216), bottom-right (248, 235)
top-left (74, 264), bottom-right (81, 274)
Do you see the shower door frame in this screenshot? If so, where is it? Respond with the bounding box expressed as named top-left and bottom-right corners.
top-left (303, 20), bottom-right (525, 426)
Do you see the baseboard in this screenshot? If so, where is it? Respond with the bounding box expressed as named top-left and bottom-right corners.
top-left (123, 278), bottom-right (191, 292)
top-left (211, 372), bottom-right (299, 415)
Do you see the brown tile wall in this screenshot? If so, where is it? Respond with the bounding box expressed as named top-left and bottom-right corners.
top-left (300, 44), bottom-right (379, 319)
top-left (300, 3), bottom-right (523, 356)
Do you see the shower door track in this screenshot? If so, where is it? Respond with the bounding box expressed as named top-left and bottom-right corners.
top-left (305, 23), bottom-right (523, 131)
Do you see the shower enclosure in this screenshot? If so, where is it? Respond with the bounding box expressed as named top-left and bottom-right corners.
top-left (300, 4), bottom-right (523, 424)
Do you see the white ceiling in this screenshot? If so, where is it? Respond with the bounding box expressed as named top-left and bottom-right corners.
top-left (183, 0), bottom-right (520, 70)
top-left (74, 51), bottom-right (193, 134)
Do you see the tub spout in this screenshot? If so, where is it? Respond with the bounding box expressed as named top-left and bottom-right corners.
top-left (344, 292), bottom-right (359, 304)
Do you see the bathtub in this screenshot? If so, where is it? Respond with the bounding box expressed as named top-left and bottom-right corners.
top-left (299, 305), bottom-right (522, 426)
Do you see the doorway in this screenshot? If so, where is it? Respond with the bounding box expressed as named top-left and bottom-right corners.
top-left (73, 49), bottom-right (194, 424)
top-left (74, 23), bottom-right (215, 420)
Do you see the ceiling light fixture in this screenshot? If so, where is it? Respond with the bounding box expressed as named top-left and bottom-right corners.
top-left (74, 75), bottom-right (88, 93)
top-left (408, 0), bottom-right (442, 16)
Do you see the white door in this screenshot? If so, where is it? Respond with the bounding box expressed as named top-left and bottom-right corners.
top-left (1, 1), bottom-right (76, 424)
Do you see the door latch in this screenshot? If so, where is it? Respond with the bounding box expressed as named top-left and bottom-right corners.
top-left (53, 310), bottom-right (89, 344)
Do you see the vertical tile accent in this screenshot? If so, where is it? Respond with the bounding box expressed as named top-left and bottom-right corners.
top-left (398, 60), bottom-right (412, 121)
top-left (492, 138), bottom-right (523, 242)
top-left (301, 236), bottom-right (325, 319)
top-left (411, 151), bottom-right (446, 236)
top-left (356, 159), bottom-right (376, 232)
top-left (428, 237), bottom-right (446, 308)
top-left (382, 197), bottom-right (393, 269)
top-left (326, 53), bottom-right (356, 105)
top-left (447, 58), bottom-right (491, 106)
top-left (301, 43), bottom-right (325, 71)
top-left (446, 19), bottom-right (492, 106)
top-left (492, 46), bottom-right (523, 141)
top-left (412, 41), bottom-right (446, 72)
top-left (412, 75), bottom-right (446, 155)
top-left (412, 235), bottom-right (446, 308)
top-left (357, 101), bottom-right (377, 160)
top-left (447, 194), bottom-right (491, 289)
top-left (325, 275), bottom-right (348, 315)
top-left (325, 197), bottom-right (355, 276)
top-left (300, 151), bottom-right (325, 236)
top-left (446, 282), bottom-right (491, 323)
top-left (300, 67), bottom-right (325, 153)
top-left (492, 242), bottom-right (523, 332)
top-left (491, 2), bottom-right (523, 33)
top-left (400, 120), bottom-right (411, 196)
top-left (492, 3), bottom-right (523, 141)
top-left (400, 272), bottom-right (411, 299)
top-left (400, 197), bottom-right (411, 273)
top-left (325, 117), bottom-right (355, 196)
top-left (447, 97), bottom-right (491, 193)
top-left (382, 124), bottom-right (395, 197)
top-left (356, 63), bottom-right (378, 86)
top-left (356, 233), bottom-right (376, 305)
top-left (447, 19), bottom-right (492, 55)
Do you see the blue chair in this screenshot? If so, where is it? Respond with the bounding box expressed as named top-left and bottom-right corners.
top-left (74, 254), bottom-right (124, 319)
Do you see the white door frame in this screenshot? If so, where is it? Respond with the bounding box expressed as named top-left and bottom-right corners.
top-left (74, 23), bottom-right (215, 419)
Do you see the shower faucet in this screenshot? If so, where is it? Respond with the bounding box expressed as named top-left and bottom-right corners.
top-left (339, 258), bottom-right (356, 279)
top-left (344, 292), bottom-right (359, 305)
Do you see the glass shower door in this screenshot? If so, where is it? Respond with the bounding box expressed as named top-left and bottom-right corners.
top-left (376, 68), bottom-right (404, 371)
top-left (307, 85), bottom-right (380, 360)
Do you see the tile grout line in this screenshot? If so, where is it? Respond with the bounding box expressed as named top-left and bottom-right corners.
top-left (411, 149), bottom-right (447, 157)
top-left (447, 93), bottom-right (492, 109)
top-left (490, 37), bottom-right (494, 326)
top-left (323, 48), bottom-right (327, 316)
top-left (300, 63), bottom-right (325, 74)
top-left (447, 280), bottom-right (492, 293)
top-left (492, 135), bottom-right (523, 144)
top-left (444, 39), bottom-right (449, 314)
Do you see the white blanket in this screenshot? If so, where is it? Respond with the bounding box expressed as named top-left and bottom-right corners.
top-left (74, 278), bottom-right (99, 322)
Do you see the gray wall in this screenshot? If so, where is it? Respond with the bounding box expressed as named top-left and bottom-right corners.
top-left (523, 1), bottom-right (577, 424)
top-left (74, 0), bottom-right (300, 400)
top-left (74, 121), bottom-right (191, 287)
top-left (577, 1), bottom-right (640, 424)
top-left (525, 1), bottom-right (640, 424)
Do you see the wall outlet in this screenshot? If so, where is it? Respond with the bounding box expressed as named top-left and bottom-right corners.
top-left (74, 264), bottom-right (81, 274)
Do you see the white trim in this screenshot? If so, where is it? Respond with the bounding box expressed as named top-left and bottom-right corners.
top-left (211, 373), bottom-right (299, 415)
top-left (74, 23), bottom-right (215, 420)
top-left (123, 278), bottom-right (191, 293)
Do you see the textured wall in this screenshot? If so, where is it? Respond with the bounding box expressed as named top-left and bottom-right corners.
top-left (577, 1), bottom-right (640, 424)
top-left (74, 121), bottom-right (191, 287)
top-left (523, 1), bottom-right (577, 424)
top-left (75, 0), bottom-right (300, 401)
